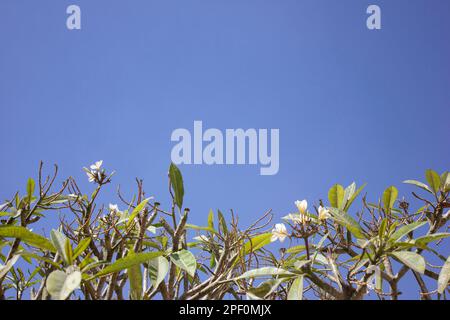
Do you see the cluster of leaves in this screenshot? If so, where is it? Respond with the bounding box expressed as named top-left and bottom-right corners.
top-left (0, 162), bottom-right (449, 300)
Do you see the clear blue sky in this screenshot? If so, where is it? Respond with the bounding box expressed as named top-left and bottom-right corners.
top-left (1, 0), bottom-right (449, 298)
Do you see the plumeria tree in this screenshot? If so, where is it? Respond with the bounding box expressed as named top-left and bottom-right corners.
top-left (0, 161), bottom-right (449, 300)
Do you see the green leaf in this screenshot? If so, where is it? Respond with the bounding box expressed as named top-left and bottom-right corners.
top-left (0, 226), bottom-right (55, 252)
top-left (382, 186), bottom-right (398, 212)
top-left (328, 184), bottom-right (344, 209)
top-left (217, 210), bottom-right (228, 235)
top-left (344, 182), bottom-right (356, 204)
top-left (50, 230), bottom-right (69, 265)
top-left (425, 169), bottom-right (441, 194)
top-left (127, 197), bottom-right (151, 228)
top-left (184, 224), bottom-right (215, 233)
top-left (26, 178), bottom-right (35, 203)
top-left (438, 256), bottom-right (450, 294)
top-left (148, 256), bottom-right (169, 289)
top-left (344, 183), bottom-right (366, 211)
top-left (414, 233), bottom-right (450, 246)
top-left (169, 163), bottom-right (184, 210)
top-left (93, 251), bottom-right (162, 278)
top-left (207, 209), bottom-right (214, 230)
top-left (46, 270), bottom-right (81, 300)
top-left (234, 267), bottom-right (294, 280)
top-left (247, 279), bottom-right (283, 300)
top-left (403, 180), bottom-right (433, 194)
top-left (390, 251), bottom-right (425, 274)
top-left (286, 245), bottom-right (306, 254)
top-left (287, 276), bottom-right (304, 300)
top-left (0, 212), bottom-right (14, 217)
top-left (441, 172), bottom-right (450, 192)
top-left (379, 218), bottom-right (388, 239)
top-left (389, 221), bottom-right (427, 242)
top-left (242, 233), bottom-right (272, 255)
top-left (328, 208), bottom-right (365, 239)
top-left (65, 238), bottom-right (74, 265)
top-left (127, 252), bottom-right (143, 300)
top-left (0, 255), bottom-right (21, 279)
top-left (170, 250), bottom-right (196, 277)
top-left (73, 238), bottom-right (91, 260)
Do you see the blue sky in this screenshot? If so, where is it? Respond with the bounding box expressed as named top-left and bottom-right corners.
top-left (1, 0), bottom-right (449, 298)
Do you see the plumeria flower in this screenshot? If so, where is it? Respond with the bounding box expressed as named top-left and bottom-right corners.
top-left (282, 200), bottom-right (311, 225)
top-left (86, 170), bottom-right (96, 183)
top-left (90, 160), bottom-right (103, 172)
top-left (290, 200), bottom-right (310, 224)
top-left (283, 213), bottom-right (310, 225)
top-left (295, 200), bottom-right (308, 214)
top-left (84, 160), bottom-right (104, 183)
top-left (282, 213), bottom-right (302, 224)
top-left (109, 203), bottom-right (119, 213)
top-left (300, 213), bottom-right (310, 224)
top-left (271, 223), bottom-right (289, 242)
top-left (318, 206), bottom-right (331, 221)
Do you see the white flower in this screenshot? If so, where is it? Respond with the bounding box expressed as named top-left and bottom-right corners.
top-left (283, 213), bottom-right (310, 225)
top-left (318, 206), bottom-right (331, 221)
top-left (90, 160), bottom-right (103, 172)
top-left (271, 223), bottom-right (289, 242)
top-left (301, 213), bottom-right (310, 224)
top-left (86, 171), bottom-right (96, 183)
top-left (84, 160), bottom-right (103, 183)
top-left (295, 200), bottom-right (308, 214)
top-left (109, 203), bottom-right (119, 213)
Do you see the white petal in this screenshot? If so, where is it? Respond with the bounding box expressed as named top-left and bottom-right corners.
top-left (295, 200), bottom-right (308, 214)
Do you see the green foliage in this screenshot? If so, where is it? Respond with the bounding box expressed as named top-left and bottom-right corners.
top-left (242, 233), bottom-right (272, 255)
top-left (328, 208), bottom-right (366, 239)
top-left (234, 267), bottom-right (295, 280)
top-left (328, 184), bottom-right (344, 209)
top-left (390, 251), bottom-right (425, 274)
top-left (382, 186), bottom-right (398, 212)
top-left (148, 256), bottom-right (169, 289)
top-left (389, 221), bottom-right (427, 243)
top-left (46, 269), bottom-right (81, 300)
top-left (438, 256), bottom-right (450, 294)
top-left (287, 276), bottom-right (304, 300)
top-left (0, 164), bottom-right (448, 300)
top-left (425, 169), bottom-right (441, 195)
top-left (50, 229), bottom-right (70, 265)
top-left (26, 178), bottom-right (35, 204)
top-left (0, 226), bottom-right (56, 252)
top-left (169, 163), bottom-right (184, 210)
top-left (127, 251), bottom-right (144, 300)
top-left (93, 252), bottom-right (163, 278)
top-left (169, 250), bottom-right (196, 277)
